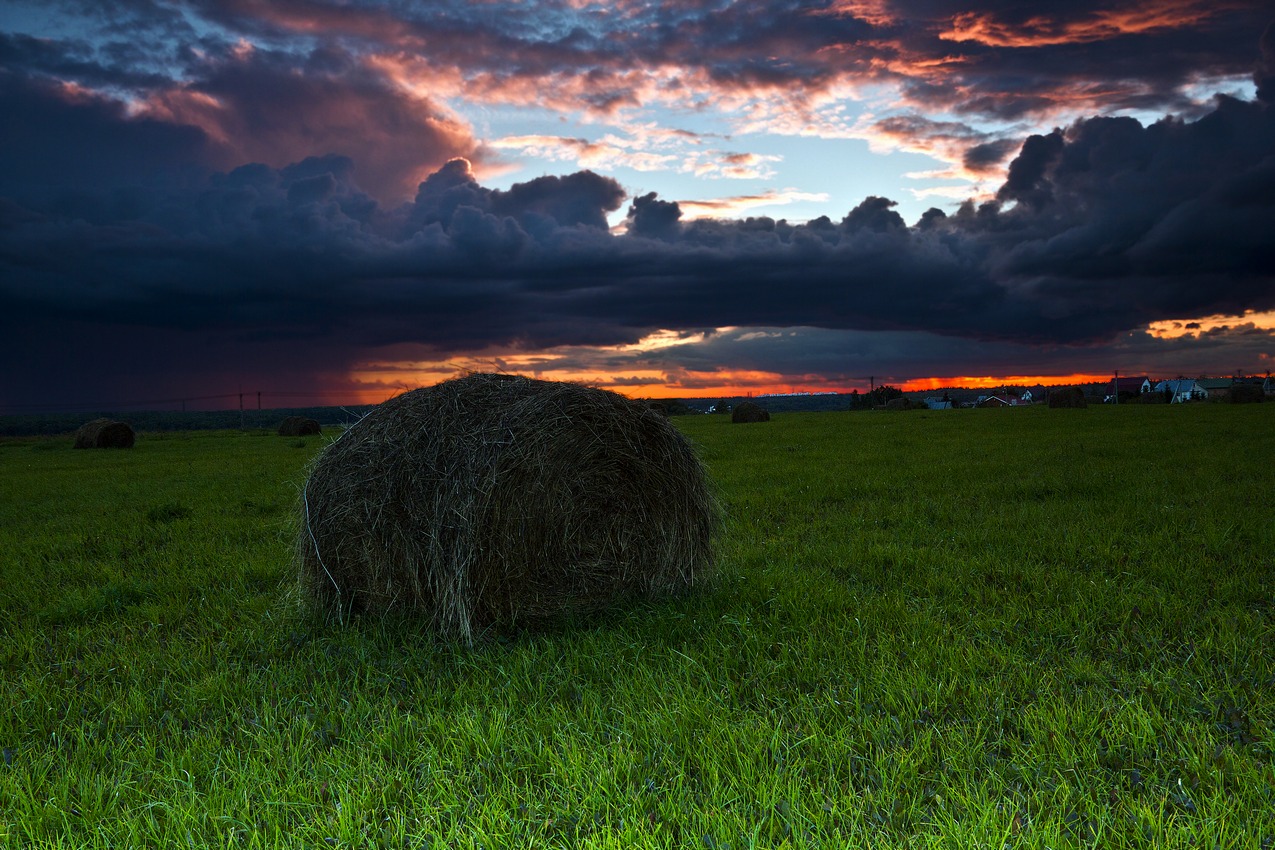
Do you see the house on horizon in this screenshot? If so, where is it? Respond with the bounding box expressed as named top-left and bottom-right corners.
top-left (1156, 378), bottom-right (1208, 403)
top-left (975, 392), bottom-right (1028, 408)
top-left (1110, 376), bottom-right (1152, 397)
top-left (1198, 377), bottom-right (1234, 400)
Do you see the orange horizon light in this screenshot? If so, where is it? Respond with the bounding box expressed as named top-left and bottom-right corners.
top-left (334, 368), bottom-right (1127, 406)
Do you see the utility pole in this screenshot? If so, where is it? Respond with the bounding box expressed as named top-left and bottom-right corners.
top-left (1113, 369), bottom-right (1119, 405)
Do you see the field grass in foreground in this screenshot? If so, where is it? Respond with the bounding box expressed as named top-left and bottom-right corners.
top-left (0, 406), bottom-right (1272, 848)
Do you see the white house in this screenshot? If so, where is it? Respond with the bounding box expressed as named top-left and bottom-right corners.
top-left (1155, 379), bottom-right (1208, 403)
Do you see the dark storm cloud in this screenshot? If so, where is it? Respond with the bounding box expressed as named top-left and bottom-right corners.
top-left (995, 131), bottom-right (1065, 208)
top-left (0, 70), bottom-right (215, 205)
top-left (406, 162), bottom-right (626, 233)
top-left (4, 86), bottom-right (1273, 400)
top-left (963, 139), bottom-right (1020, 173)
top-left (626, 192), bottom-right (683, 241)
top-left (1257, 20), bottom-right (1275, 103)
top-left (0, 31), bottom-right (174, 90)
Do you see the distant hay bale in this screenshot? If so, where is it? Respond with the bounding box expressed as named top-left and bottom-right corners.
top-left (731, 401), bottom-right (770, 423)
top-left (278, 416), bottom-right (322, 436)
top-left (73, 418), bottom-right (111, 448)
top-left (73, 418), bottom-right (135, 449)
top-left (1048, 387), bottom-right (1088, 409)
top-left (297, 373), bottom-right (719, 643)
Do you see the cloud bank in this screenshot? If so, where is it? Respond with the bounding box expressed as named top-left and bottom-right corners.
top-left (3, 57), bottom-right (1274, 406)
top-left (2, 2), bottom-right (1273, 408)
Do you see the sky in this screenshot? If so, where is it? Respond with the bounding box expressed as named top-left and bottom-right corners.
top-left (2, 0), bottom-right (1274, 412)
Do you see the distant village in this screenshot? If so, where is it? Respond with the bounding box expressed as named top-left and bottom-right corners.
top-left (911, 374), bottom-right (1274, 410)
top-left (680, 374), bottom-right (1275, 415)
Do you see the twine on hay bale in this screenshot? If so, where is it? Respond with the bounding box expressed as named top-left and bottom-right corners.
top-left (297, 373), bottom-right (719, 643)
top-left (731, 401), bottom-right (770, 423)
top-left (278, 416), bottom-right (322, 436)
top-left (73, 418), bottom-right (135, 449)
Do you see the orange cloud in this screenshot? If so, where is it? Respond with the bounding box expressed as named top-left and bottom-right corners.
top-left (814, 0), bottom-right (898, 27)
top-left (677, 188), bottom-right (831, 219)
top-left (1147, 310), bottom-right (1275, 339)
top-left (213, 0), bottom-right (420, 44)
top-left (940, 1), bottom-right (1229, 48)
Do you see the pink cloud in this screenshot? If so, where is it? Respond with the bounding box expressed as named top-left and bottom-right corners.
top-left (140, 46), bottom-right (478, 201)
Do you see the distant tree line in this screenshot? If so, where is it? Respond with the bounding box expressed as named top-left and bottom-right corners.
top-left (849, 386), bottom-right (904, 410)
top-left (0, 405), bottom-right (375, 438)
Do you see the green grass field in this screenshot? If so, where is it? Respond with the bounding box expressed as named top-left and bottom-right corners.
top-left (2, 405), bottom-right (1272, 848)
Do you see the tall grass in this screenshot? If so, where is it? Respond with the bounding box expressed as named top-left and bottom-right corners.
top-left (1, 407), bottom-right (1271, 848)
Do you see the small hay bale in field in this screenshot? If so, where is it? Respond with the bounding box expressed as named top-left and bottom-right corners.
top-left (278, 416), bottom-right (322, 436)
top-left (1048, 387), bottom-right (1088, 409)
top-left (73, 418), bottom-right (135, 448)
top-left (731, 401), bottom-right (770, 423)
top-left (297, 373), bottom-right (719, 643)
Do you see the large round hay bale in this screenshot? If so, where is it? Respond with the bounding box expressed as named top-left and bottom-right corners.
top-left (73, 418), bottom-right (135, 448)
top-left (278, 416), bottom-right (322, 436)
top-left (731, 401), bottom-right (770, 423)
top-left (297, 374), bottom-right (719, 642)
top-left (1048, 387), bottom-right (1088, 409)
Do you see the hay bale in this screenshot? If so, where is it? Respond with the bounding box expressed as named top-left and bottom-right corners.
top-left (731, 401), bottom-right (770, 423)
top-left (278, 416), bottom-right (322, 436)
top-left (1048, 387), bottom-right (1088, 409)
top-left (73, 418), bottom-right (135, 448)
top-left (73, 418), bottom-right (111, 448)
top-left (297, 373), bottom-right (719, 643)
